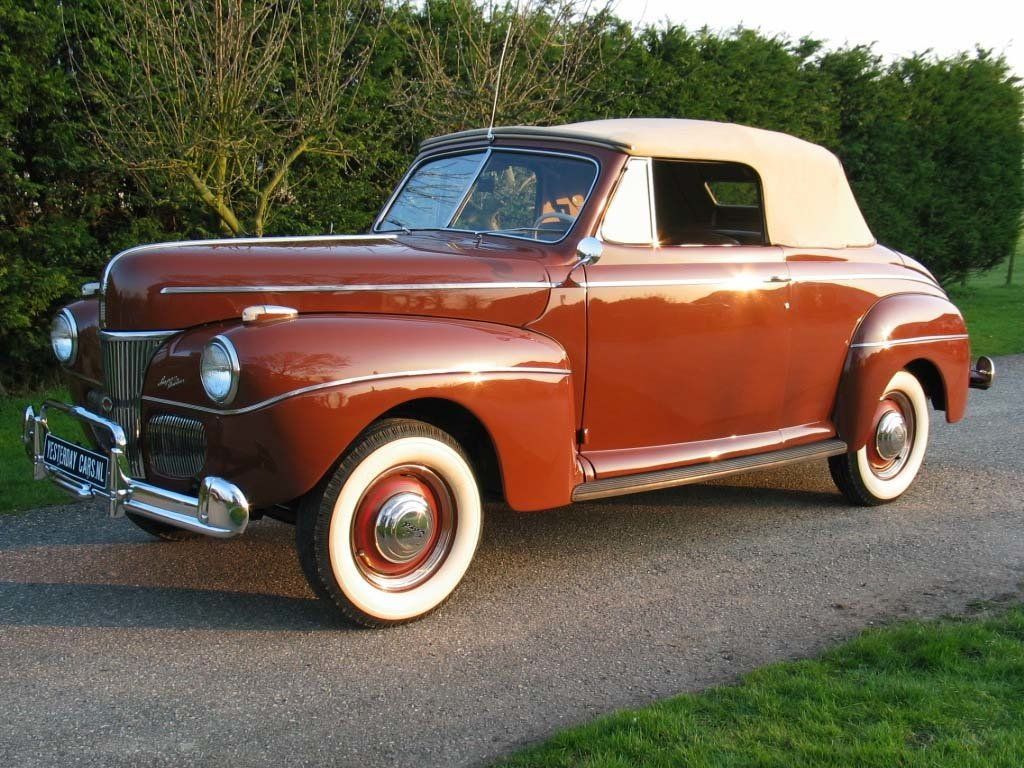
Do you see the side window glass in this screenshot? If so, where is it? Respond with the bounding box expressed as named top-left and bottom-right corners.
top-left (652, 160), bottom-right (766, 246)
top-left (601, 158), bottom-right (654, 245)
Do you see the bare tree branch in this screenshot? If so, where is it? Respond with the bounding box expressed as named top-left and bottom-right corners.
top-left (73, 0), bottom-right (377, 236)
top-left (403, 0), bottom-right (616, 135)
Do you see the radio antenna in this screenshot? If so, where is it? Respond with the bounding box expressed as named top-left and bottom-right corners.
top-left (488, 2), bottom-right (518, 141)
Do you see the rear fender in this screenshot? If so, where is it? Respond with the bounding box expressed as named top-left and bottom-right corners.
top-left (835, 293), bottom-right (970, 451)
top-left (143, 315), bottom-right (578, 511)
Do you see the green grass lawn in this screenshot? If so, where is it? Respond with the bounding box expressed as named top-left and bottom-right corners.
top-left (498, 605), bottom-right (1024, 768)
top-left (0, 387), bottom-right (79, 513)
top-left (949, 254), bottom-right (1024, 357)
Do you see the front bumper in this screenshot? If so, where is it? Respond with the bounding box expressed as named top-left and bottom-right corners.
top-left (23, 400), bottom-right (250, 538)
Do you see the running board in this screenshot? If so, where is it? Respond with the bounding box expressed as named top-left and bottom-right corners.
top-left (572, 438), bottom-right (848, 502)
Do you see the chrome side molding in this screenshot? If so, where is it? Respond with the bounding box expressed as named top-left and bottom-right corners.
top-left (143, 365), bottom-right (573, 417)
top-left (161, 281), bottom-right (556, 295)
top-left (850, 333), bottom-right (970, 349)
top-left (573, 438), bottom-right (848, 502)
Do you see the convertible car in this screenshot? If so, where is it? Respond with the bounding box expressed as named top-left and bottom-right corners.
top-left (24, 118), bottom-right (994, 625)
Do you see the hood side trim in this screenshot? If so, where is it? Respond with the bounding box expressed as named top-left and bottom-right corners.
top-left (160, 281), bottom-right (557, 295)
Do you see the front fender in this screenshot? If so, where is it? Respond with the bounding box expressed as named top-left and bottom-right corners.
top-left (142, 314), bottom-right (578, 511)
top-left (835, 293), bottom-right (970, 451)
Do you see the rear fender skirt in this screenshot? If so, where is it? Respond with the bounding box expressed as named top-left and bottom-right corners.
top-left (834, 293), bottom-right (970, 451)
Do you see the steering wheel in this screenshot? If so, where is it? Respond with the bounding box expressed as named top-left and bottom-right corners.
top-left (533, 211), bottom-right (577, 231)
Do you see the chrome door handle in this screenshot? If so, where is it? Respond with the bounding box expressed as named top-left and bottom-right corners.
top-left (767, 275), bottom-right (792, 283)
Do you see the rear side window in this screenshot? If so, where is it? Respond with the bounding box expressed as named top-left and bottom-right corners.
top-left (653, 160), bottom-right (766, 246)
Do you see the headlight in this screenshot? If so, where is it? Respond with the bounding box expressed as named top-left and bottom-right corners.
top-left (200, 336), bottom-right (240, 404)
top-left (51, 309), bottom-right (78, 364)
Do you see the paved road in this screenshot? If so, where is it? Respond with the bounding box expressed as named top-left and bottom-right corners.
top-left (2, 357), bottom-right (1022, 767)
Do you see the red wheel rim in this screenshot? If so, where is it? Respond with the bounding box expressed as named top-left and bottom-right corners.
top-left (866, 390), bottom-right (914, 480)
top-left (350, 465), bottom-right (457, 591)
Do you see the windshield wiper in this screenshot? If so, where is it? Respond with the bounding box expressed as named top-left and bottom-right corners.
top-left (487, 227), bottom-right (563, 236)
top-left (380, 217), bottom-right (412, 234)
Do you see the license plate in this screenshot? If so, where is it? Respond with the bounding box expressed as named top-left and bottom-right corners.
top-left (43, 434), bottom-right (109, 491)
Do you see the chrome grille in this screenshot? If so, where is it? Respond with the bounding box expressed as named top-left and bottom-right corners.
top-left (100, 330), bottom-right (176, 477)
top-left (146, 413), bottom-right (207, 478)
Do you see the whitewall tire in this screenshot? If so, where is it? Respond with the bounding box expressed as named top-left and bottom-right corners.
top-left (297, 419), bottom-right (482, 627)
top-left (830, 370), bottom-right (930, 505)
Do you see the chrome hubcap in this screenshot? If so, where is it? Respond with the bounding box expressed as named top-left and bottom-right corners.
top-left (374, 492), bottom-right (433, 564)
top-left (875, 411), bottom-right (908, 461)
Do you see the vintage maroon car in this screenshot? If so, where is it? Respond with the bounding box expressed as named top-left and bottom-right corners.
top-left (24, 118), bottom-right (994, 625)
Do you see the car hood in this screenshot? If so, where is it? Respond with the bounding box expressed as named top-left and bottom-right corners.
top-left (101, 233), bottom-right (555, 331)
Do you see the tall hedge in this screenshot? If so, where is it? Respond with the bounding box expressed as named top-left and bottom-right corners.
top-left (0, 1), bottom-right (1021, 389)
top-left (0, 0), bottom-right (188, 392)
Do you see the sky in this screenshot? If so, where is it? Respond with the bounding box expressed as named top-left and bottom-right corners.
top-left (613, 0), bottom-right (1023, 76)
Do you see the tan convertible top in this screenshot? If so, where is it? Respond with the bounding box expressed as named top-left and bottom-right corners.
top-left (421, 118), bottom-right (875, 249)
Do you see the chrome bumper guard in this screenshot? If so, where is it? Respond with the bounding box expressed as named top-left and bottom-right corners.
top-left (969, 355), bottom-right (995, 390)
top-left (23, 400), bottom-right (249, 538)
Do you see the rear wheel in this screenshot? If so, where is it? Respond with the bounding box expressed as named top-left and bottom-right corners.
top-left (297, 419), bottom-right (482, 627)
top-left (830, 370), bottom-right (930, 505)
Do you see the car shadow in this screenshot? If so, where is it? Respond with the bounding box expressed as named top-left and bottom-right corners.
top-left (0, 466), bottom-right (845, 632)
top-left (0, 580), bottom-right (339, 631)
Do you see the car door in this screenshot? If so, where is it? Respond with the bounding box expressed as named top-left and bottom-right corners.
top-left (580, 157), bottom-right (793, 477)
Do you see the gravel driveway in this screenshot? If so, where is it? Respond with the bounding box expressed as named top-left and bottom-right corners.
top-left (2, 356), bottom-right (1022, 767)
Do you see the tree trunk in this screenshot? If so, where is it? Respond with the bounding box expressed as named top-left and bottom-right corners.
top-left (186, 168), bottom-right (243, 235)
top-left (254, 139), bottom-right (312, 237)
top-left (214, 154), bottom-right (232, 236)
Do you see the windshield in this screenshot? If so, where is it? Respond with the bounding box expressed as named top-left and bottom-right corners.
top-left (377, 149), bottom-right (598, 243)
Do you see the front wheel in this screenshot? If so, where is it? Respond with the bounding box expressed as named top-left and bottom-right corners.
top-left (829, 370), bottom-right (930, 505)
top-left (297, 419), bottom-right (482, 627)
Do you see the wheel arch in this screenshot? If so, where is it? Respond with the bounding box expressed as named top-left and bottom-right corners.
top-left (904, 357), bottom-right (948, 412)
top-left (833, 292), bottom-right (970, 451)
top-left (376, 398), bottom-right (504, 502)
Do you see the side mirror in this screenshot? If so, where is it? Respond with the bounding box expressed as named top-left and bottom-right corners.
top-left (576, 236), bottom-right (603, 267)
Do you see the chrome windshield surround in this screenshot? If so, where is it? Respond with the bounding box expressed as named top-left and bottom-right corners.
top-left (419, 125), bottom-right (632, 154)
top-left (161, 280), bottom-right (557, 295)
top-left (850, 333), bottom-right (970, 349)
top-left (373, 147), bottom-right (602, 245)
top-left (143, 365), bottom-right (572, 417)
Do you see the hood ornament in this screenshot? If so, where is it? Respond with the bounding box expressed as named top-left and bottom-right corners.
top-left (242, 305), bottom-right (298, 325)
